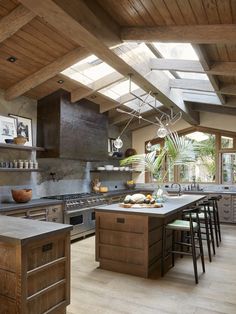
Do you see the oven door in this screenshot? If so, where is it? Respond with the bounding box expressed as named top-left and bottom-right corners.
top-left (65, 207), bottom-right (95, 239)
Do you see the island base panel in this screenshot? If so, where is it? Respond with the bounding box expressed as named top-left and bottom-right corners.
top-left (96, 211), bottom-right (180, 278)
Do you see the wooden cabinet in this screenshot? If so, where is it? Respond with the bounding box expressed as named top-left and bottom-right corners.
top-left (0, 216), bottom-right (72, 314)
top-left (96, 211), bottom-right (179, 278)
top-left (218, 195), bottom-right (233, 223)
top-left (0, 204), bottom-right (63, 223)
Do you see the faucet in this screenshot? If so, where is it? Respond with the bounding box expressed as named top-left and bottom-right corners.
top-left (171, 183), bottom-right (181, 196)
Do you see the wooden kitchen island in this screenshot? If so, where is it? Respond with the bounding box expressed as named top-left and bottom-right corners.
top-left (0, 216), bottom-right (72, 314)
top-left (95, 194), bottom-right (205, 278)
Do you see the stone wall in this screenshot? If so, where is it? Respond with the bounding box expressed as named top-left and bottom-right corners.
top-left (0, 90), bottom-right (132, 202)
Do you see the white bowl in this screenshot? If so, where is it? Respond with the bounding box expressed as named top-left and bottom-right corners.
top-left (113, 167), bottom-right (119, 171)
top-left (105, 165), bottom-right (114, 170)
top-left (97, 167), bottom-right (105, 171)
top-left (119, 166), bottom-right (125, 171)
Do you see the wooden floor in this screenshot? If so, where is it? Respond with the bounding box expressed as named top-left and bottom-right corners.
top-left (67, 225), bottom-right (236, 314)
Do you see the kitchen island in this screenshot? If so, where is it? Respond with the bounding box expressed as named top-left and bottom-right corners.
top-left (95, 194), bottom-right (205, 278)
top-left (0, 216), bottom-right (72, 314)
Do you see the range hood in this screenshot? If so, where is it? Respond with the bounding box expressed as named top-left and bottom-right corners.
top-left (37, 90), bottom-right (108, 161)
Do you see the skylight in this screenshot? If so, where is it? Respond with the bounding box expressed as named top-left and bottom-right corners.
top-left (124, 94), bottom-right (162, 113)
top-left (61, 55), bottom-right (118, 85)
top-left (99, 79), bottom-right (140, 101)
top-left (153, 43), bottom-right (199, 61)
top-left (186, 132), bottom-right (209, 142)
top-left (177, 72), bottom-right (209, 80)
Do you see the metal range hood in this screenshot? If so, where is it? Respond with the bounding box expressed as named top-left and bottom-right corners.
top-left (37, 90), bottom-right (108, 161)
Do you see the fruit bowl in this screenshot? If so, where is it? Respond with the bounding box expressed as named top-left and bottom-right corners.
top-left (125, 183), bottom-right (136, 189)
top-left (11, 189), bottom-right (32, 203)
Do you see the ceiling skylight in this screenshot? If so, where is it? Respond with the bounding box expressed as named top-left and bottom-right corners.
top-left (177, 72), bottom-right (209, 80)
top-left (186, 132), bottom-right (209, 142)
top-left (99, 79), bottom-right (140, 101)
top-left (61, 55), bottom-right (118, 85)
top-left (124, 94), bottom-right (162, 113)
top-left (153, 43), bottom-right (199, 61)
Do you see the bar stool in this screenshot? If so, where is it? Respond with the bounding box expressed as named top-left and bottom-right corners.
top-left (208, 196), bottom-right (222, 247)
top-left (161, 207), bottom-right (205, 284)
top-left (196, 201), bottom-right (215, 262)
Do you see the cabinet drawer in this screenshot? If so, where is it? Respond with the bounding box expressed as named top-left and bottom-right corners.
top-left (47, 206), bottom-right (63, 223)
top-left (98, 245), bottom-right (144, 265)
top-left (0, 295), bottom-right (16, 314)
top-left (0, 243), bottom-right (16, 271)
top-left (97, 213), bottom-right (146, 233)
top-left (27, 236), bottom-right (65, 271)
top-left (0, 270), bottom-right (16, 299)
top-left (99, 229), bottom-right (144, 249)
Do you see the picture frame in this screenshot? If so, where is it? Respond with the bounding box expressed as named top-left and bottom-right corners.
top-left (0, 115), bottom-right (17, 143)
top-left (9, 114), bottom-right (33, 146)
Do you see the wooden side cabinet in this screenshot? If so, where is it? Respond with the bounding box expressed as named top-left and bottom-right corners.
top-left (0, 204), bottom-right (63, 223)
top-left (0, 216), bottom-right (72, 314)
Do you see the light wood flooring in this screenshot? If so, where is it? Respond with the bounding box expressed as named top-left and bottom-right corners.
top-left (67, 225), bottom-right (236, 314)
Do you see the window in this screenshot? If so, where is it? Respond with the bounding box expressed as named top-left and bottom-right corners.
top-left (179, 132), bottom-right (216, 183)
top-left (221, 136), bottom-right (234, 149)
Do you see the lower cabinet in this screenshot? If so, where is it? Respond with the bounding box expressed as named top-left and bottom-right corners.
top-left (0, 229), bottom-right (71, 314)
top-left (0, 204), bottom-right (63, 223)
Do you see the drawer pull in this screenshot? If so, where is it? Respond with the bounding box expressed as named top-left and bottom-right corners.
top-left (116, 218), bottom-right (125, 224)
top-left (42, 243), bottom-right (53, 252)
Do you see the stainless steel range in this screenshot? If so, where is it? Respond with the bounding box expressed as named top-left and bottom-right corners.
top-left (45, 193), bottom-right (110, 240)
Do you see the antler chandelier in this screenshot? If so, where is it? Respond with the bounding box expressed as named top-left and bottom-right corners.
top-left (114, 75), bottom-right (182, 150)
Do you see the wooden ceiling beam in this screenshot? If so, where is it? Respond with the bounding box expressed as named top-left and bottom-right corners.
top-left (188, 102), bottom-right (236, 116)
top-left (18, 0), bottom-right (199, 125)
top-left (5, 47), bottom-right (89, 100)
top-left (121, 25), bottom-right (236, 44)
top-left (170, 79), bottom-right (236, 96)
top-left (0, 4), bottom-right (35, 43)
top-left (192, 44), bottom-right (226, 105)
top-left (170, 79), bottom-right (215, 93)
top-left (71, 71), bottom-right (124, 102)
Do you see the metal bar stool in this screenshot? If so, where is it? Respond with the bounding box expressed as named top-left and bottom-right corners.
top-left (161, 207), bottom-right (205, 284)
top-left (208, 196), bottom-right (222, 247)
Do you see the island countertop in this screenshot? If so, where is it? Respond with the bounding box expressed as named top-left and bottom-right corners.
top-left (95, 194), bottom-right (206, 217)
top-left (0, 215), bottom-right (72, 244)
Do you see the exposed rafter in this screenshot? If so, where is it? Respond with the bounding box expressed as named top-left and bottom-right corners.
top-left (170, 79), bottom-right (215, 93)
top-left (0, 4), bottom-right (35, 43)
top-left (19, 0), bottom-right (199, 125)
top-left (187, 102), bottom-right (236, 116)
top-left (71, 71), bottom-right (124, 102)
top-left (5, 47), bottom-right (89, 100)
top-left (192, 44), bottom-right (226, 105)
top-left (121, 25), bottom-right (236, 44)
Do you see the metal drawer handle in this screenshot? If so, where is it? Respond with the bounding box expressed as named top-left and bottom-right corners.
top-left (42, 243), bottom-right (53, 252)
top-left (117, 218), bottom-right (125, 224)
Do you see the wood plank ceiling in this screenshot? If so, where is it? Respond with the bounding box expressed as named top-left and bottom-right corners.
top-left (0, 0), bottom-right (236, 127)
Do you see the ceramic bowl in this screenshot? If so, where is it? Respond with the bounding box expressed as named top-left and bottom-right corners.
top-left (105, 165), bottom-right (113, 171)
top-left (11, 189), bottom-right (32, 203)
top-left (13, 135), bottom-right (27, 145)
top-left (5, 139), bottom-right (14, 144)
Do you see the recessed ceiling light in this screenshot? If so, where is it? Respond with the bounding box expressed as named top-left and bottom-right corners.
top-left (7, 56), bottom-right (17, 63)
top-left (57, 79), bottom-right (64, 84)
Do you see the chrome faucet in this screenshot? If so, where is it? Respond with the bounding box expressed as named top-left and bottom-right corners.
top-left (171, 183), bottom-right (181, 196)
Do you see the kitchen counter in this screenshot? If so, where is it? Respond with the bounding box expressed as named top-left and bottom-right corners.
top-left (0, 198), bottom-right (63, 212)
top-left (96, 194), bottom-right (205, 217)
top-left (95, 194), bottom-right (205, 278)
top-left (0, 215), bottom-right (72, 244)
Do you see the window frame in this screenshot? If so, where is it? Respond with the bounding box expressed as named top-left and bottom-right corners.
top-left (144, 126), bottom-right (236, 184)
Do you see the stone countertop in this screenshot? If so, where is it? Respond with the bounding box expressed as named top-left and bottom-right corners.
top-left (95, 194), bottom-right (206, 217)
top-left (0, 199), bottom-right (63, 212)
top-left (0, 215), bottom-right (72, 244)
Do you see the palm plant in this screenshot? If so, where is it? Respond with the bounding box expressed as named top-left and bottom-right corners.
top-left (120, 132), bottom-right (198, 184)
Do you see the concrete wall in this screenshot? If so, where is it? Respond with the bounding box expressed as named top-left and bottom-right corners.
top-left (0, 90), bottom-right (132, 202)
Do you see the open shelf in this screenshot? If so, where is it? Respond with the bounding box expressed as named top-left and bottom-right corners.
top-left (90, 170), bottom-right (142, 173)
top-left (0, 169), bottom-right (40, 172)
top-left (0, 143), bottom-right (45, 151)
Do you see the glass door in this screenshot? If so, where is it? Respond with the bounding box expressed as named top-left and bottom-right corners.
top-left (222, 153), bottom-right (236, 184)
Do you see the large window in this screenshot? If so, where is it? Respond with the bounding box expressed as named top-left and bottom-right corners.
top-left (145, 127), bottom-right (236, 184)
top-left (179, 132), bottom-right (216, 183)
